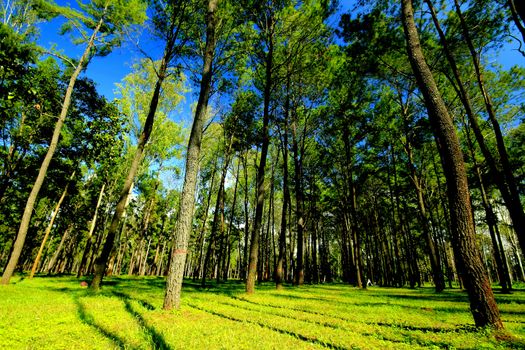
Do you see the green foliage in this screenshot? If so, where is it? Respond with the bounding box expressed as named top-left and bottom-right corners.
top-left (53, 0), bottom-right (147, 56)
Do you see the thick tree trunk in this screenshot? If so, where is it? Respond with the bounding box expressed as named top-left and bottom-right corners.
top-left (401, 0), bottom-right (502, 329)
top-left (1, 15), bottom-right (105, 285)
top-left (163, 0), bottom-right (218, 310)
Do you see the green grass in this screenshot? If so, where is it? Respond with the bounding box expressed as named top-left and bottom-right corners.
top-left (1, 275), bottom-right (524, 349)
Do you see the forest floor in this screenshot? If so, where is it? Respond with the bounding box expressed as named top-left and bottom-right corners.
top-left (0, 275), bottom-right (524, 349)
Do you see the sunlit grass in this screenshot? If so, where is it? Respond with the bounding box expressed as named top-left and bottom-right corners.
top-left (0, 275), bottom-right (524, 349)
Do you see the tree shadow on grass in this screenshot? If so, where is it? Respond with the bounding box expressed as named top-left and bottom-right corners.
top-left (186, 302), bottom-right (347, 350)
top-left (73, 295), bottom-right (129, 349)
top-left (112, 291), bottom-right (171, 350)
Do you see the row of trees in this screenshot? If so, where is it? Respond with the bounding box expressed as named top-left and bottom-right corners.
top-left (1, 0), bottom-right (524, 329)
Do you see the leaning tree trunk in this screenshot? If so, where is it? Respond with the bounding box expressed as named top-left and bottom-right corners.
top-left (163, 0), bottom-right (218, 310)
top-left (508, 0), bottom-right (525, 48)
top-left (29, 171), bottom-right (75, 278)
top-left (454, 0), bottom-right (525, 257)
top-left (77, 182), bottom-right (106, 277)
top-left (90, 51), bottom-right (170, 291)
top-left (463, 118), bottom-right (512, 293)
top-left (46, 223), bottom-right (73, 273)
top-left (1, 15), bottom-right (105, 285)
top-left (426, 0), bottom-right (525, 265)
top-left (401, 0), bottom-right (503, 329)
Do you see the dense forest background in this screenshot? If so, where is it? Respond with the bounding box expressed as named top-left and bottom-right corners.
top-left (1, 0), bottom-right (524, 329)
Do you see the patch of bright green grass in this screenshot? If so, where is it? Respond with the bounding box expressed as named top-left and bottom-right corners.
top-left (1, 275), bottom-right (524, 349)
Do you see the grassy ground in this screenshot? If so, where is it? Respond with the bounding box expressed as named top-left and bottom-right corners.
top-left (1, 275), bottom-right (524, 349)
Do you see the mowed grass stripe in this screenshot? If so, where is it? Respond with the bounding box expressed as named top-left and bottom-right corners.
top-left (188, 297), bottom-right (425, 349)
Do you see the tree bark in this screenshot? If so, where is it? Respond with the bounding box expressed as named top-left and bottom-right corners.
top-left (401, 0), bottom-right (502, 329)
top-left (163, 0), bottom-right (218, 310)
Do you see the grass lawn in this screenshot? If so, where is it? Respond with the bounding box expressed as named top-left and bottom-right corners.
top-left (1, 275), bottom-right (524, 349)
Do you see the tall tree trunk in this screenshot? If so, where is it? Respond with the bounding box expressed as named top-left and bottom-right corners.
top-left (276, 113), bottom-right (290, 289)
top-left (203, 137), bottom-right (233, 286)
top-left (291, 109), bottom-right (305, 286)
top-left (241, 151), bottom-right (251, 281)
top-left (223, 158), bottom-right (240, 281)
top-left (29, 171), bottom-right (74, 278)
top-left (1, 14), bottom-right (106, 285)
top-left (246, 18), bottom-right (274, 294)
top-left (91, 51), bottom-right (170, 291)
top-left (401, 0), bottom-right (502, 329)
top-left (426, 0), bottom-right (524, 269)
top-left (407, 145), bottom-right (445, 292)
top-left (163, 0), bottom-right (218, 310)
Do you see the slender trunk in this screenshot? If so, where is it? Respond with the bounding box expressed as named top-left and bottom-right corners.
top-left (351, 184), bottom-right (363, 288)
top-left (193, 157), bottom-right (218, 280)
top-left (223, 158), bottom-right (240, 281)
top-left (463, 119), bottom-right (511, 292)
top-left (1, 14), bottom-right (106, 285)
top-left (276, 113), bottom-right (290, 289)
top-left (241, 151), bottom-right (250, 281)
top-left (91, 51), bottom-right (169, 290)
top-left (508, 0), bottom-right (525, 51)
top-left (77, 182), bottom-right (106, 277)
top-left (163, 0), bottom-right (218, 310)
top-left (46, 223), bottom-right (73, 273)
top-left (291, 109), bottom-right (305, 286)
top-left (203, 138), bottom-right (232, 286)
top-left (246, 18), bottom-right (274, 294)
top-left (29, 172), bottom-right (75, 278)
top-left (454, 0), bottom-right (525, 256)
